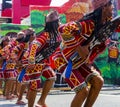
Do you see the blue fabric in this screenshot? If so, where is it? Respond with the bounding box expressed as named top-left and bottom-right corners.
top-left (18, 68), bottom-right (26, 82)
top-left (70, 52), bottom-right (79, 61)
top-left (62, 52), bottom-right (79, 78)
top-left (65, 60), bottom-right (72, 78)
top-left (2, 61), bottom-right (7, 71)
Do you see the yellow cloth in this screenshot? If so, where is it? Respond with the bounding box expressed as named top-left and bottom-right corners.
top-left (0, 89), bottom-right (3, 95)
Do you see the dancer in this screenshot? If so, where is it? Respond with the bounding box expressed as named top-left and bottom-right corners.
top-left (25, 10), bottom-right (61, 107)
top-left (0, 36), bottom-right (10, 96)
top-left (15, 29), bottom-right (35, 105)
top-left (0, 34), bottom-right (18, 100)
top-left (51, 0), bottom-right (120, 107)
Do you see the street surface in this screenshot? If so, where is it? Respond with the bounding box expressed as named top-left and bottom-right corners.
top-left (0, 86), bottom-right (120, 107)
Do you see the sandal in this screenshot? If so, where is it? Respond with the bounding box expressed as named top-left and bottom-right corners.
top-left (16, 100), bottom-right (26, 105)
top-left (35, 104), bottom-right (48, 107)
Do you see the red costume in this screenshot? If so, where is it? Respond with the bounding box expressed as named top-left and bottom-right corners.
top-left (24, 32), bottom-right (56, 90)
top-left (1, 40), bottom-right (18, 80)
top-left (50, 20), bottom-right (99, 91)
top-left (51, 12), bottom-right (120, 92)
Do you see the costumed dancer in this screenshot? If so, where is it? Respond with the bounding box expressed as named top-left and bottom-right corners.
top-left (0, 34), bottom-right (18, 99)
top-left (0, 36), bottom-right (9, 96)
top-left (9, 31), bottom-right (28, 105)
top-left (26, 10), bottom-right (61, 107)
top-left (50, 0), bottom-right (120, 107)
top-left (15, 28), bottom-right (36, 105)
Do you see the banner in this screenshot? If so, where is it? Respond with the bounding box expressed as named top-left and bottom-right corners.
top-left (1, 0), bottom-right (12, 17)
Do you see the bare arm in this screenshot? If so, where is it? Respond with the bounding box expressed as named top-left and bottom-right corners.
top-left (76, 44), bottom-right (90, 61)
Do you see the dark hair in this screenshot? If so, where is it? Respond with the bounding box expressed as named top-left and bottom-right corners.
top-left (16, 32), bottom-right (25, 43)
top-left (16, 36), bottom-right (24, 43)
top-left (5, 32), bottom-right (17, 38)
top-left (0, 36), bottom-right (9, 48)
top-left (45, 19), bottom-right (59, 44)
top-left (22, 35), bottom-right (31, 43)
top-left (78, 7), bottom-right (103, 46)
top-left (23, 28), bottom-right (35, 43)
top-left (105, 0), bottom-right (112, 7)
top-left (79, 7), bottom-right (103, 29)
top-left (37, 19), bottom-right (59, 45)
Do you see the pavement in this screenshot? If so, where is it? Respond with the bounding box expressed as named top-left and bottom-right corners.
top-left (102, 84), bottom-right (120, 90)
top-left (1, 85), bottom-right (120, 107)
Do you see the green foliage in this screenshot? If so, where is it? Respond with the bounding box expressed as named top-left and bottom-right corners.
top-left (0, 24), bottom-right (30, 36)
top-left (95, 45), bottom-right (120, 85)
top-left (118, 10), bottom-right (120, 15)
top-left (31, 10), bottom-right (46, 25)
top-left (60, 14), bottom-right (66, 24)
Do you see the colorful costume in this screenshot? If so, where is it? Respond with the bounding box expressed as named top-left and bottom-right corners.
top-left (0, 46), bottom-right (6, 80)
top-left (11, 41), bottom-right (30, 82)
top-left (0, 58), bottom-right (5, 80)
top-left (25, 32), bottom-right (57, 90)
top-left (0, 40), bottom-right (18, 80)
top-left (51, 11), bottom-right (120, 92)
top-left (17, 42), bottom-right (30, 83)
top-left (51, 20), bottom-right (101, 92)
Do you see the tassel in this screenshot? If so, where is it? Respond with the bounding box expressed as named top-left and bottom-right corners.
top-left (62, 60), bottom-right (72, 78)
top-left (2, 60), bottom-right (7, 71)
top-left (17, 68), bottom-right (26, 82)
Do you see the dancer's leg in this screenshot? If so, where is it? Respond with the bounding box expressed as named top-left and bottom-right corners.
top-left (83, 75), bottom-right (104, 107)
top-left (71, 87), bottom-right (88, 107)
top-left (17, 83), bottom-right (27, 102)
top-left (0, 81), bottom-right (3, 95)
top-left (5, 80), bottom-right (14, 99)
top-left (28, 89), bottom-right (37, 107)
top-left (37, 79), bottom-right (54, 106)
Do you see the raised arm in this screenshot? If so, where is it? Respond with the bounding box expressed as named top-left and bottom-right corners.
top-left (58, 20), bottom-right (95, 37)
top-left (28, 32), bottom-right (48, 64)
